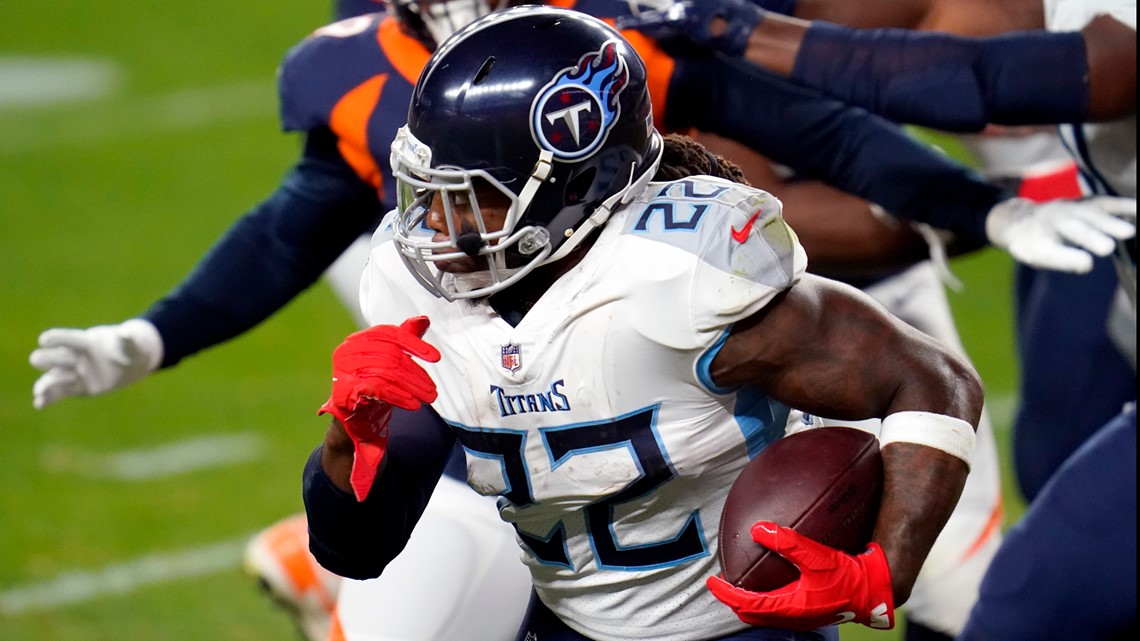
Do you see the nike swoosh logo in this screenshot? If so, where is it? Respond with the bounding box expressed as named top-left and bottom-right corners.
top-left (731, 210), bottom-right (762, 243)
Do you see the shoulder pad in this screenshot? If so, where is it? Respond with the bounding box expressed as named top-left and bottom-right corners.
top-left (278, 14), bottom-right (389, 132)
top-left (620, 177), bottom-right (806, 330)
top-left (624, 177), bottom-right (800, 286)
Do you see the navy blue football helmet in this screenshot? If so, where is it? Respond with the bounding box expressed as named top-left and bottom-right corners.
top-left (390, 5), bottom-right (664, 300)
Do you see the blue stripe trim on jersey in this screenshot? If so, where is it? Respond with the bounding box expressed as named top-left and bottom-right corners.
top-left (734, 390), bottom-right (791, 460)
top-left (695, 326), bottom-right (791, 458)
top-left (459, 445), bottom-right (519, 497)
top-left (1059, 123), bottom-right (1121, 197)
top-left (696, 326), bottom-right (736, 395)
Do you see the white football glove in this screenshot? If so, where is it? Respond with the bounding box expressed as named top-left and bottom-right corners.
top-left (985, 196), bottom-right (1137, 273)
top-left (30, 319), bottom-right (164, 409)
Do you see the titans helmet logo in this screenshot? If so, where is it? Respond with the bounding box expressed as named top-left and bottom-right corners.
top-left (530, 41), bottom-right (629, 161)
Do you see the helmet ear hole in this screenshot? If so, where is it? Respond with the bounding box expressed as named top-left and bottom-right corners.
top-left (564, 167), bottom-right (597, 204)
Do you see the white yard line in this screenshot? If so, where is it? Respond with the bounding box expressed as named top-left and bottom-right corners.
top-left (0, 56), bottom-right (122, 108)
top-left (0, 55), bottom-right (277, 156)
top-left (0, 536), bottom-right (252, 616)
top-left (40, 433), bottom-right (266, 481)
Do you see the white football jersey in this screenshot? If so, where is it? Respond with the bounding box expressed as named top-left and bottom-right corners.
top-left (1043, 0), bottom-right (1137, 197)
top-left (361, 176), bottom-right (808, 641)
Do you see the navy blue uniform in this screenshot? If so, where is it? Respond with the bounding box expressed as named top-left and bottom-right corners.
top-left (958, 405), bottom-right (1137, 640)
top-left (1012, 258), bottom-right (1135, 499)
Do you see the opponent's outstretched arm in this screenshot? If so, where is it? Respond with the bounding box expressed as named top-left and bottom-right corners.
top-left (628, 0), bottom-right (1136, 128)
top-left (625, 10), bottom-right (1135, 274)
top-left (31, 128), bottom-right (380, 408)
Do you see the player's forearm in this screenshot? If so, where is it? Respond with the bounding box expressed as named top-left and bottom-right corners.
top-left (790, 0), bottom-right (934, 28)
top-left (872, 336), bottom-right (982, 604)
top-left (144, 132), bottom-right (379, 367)
top-left (1083, 14), bottom-right (1138, 121)
top-left (304, 406), bottom-right (456, 579)
top-left (303, 442), bottom-right (440, 580)
top-left (749, 20), bottom-right (1090, 132)
top-left (743, 12), bottom-right (808, 77)
top-left (875, 441), bottom-right (969, 605)
top-left (143, 204), bottom-right (348, 367)
top-left (303, 446), bottom-right (409, 579)
top-left (319, 418), bottom-right (358, 494)
top-left (667, 53), bottom-right (1009, 244)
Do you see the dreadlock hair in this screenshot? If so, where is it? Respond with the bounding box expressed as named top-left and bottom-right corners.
top-left (652, 133), bottom-right (751, 186)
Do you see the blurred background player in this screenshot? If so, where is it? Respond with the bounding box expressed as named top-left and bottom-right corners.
top-left (29, 1), bottom-right (1132, 640)
top-left (960, 2), bottom-right (1136, 634)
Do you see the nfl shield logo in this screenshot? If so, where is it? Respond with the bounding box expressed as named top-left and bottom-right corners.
top-left (501, 343), bottom-right (522, 372)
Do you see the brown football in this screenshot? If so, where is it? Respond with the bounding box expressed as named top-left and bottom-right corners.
top-left (718, 426), bottom-right (884, 592)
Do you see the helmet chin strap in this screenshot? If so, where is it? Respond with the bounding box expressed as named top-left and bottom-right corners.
top-left (541, 131), bottom-right (664, 266)
top-left (517, 149), bottom-right (554, 211)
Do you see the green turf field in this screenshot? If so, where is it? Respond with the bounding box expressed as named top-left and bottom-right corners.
top-left (1, 3), bottom-right (1022, 640)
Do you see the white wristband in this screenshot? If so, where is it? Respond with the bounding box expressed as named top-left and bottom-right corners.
top-left (879, 411), bottom-right (976, 469)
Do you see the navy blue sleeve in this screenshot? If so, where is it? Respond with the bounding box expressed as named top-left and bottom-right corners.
top-left (665, 51), bottom-right (1010, 244)
top-left (142, 127), bottom-right (382, 367)
top-left (792, 23), bottom-right (1089, 132)
top-left (303, 406), bottom-right (457, 579)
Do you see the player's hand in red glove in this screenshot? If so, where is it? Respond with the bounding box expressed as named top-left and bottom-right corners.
top-left (318, 316), bottom-right (441, 502)
top-left (706, 521), bottom-right (895, 631)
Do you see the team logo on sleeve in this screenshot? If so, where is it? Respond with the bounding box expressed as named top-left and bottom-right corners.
top-left (530, 40), bottom-right (628, 161)
top-left (501, 342), bottom-right (522, 372)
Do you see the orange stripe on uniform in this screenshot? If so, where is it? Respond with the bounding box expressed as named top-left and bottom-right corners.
top-left (550, 1), bottom-right (675, 129)
top-left (330, 74), bottom-right (388, 191)
top-left (619, 30), bottom-right (674, 130)
top-left (961, 497), bottom-right (1004, 562)
top-left (378, 17), bottom-right (433, 85)
top-left (326, 607), bottom-right (347, 641)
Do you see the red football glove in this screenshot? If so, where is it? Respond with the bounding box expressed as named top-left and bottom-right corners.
top-left (707, 521), bottom-right (895, 631)
top-left (318, 316), bottom-right (441, 502)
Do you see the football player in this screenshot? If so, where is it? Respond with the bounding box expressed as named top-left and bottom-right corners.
top-left (30, 2), bottom-right (1130, 640)
top-left (306, 8), bottom-right (987, 640)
